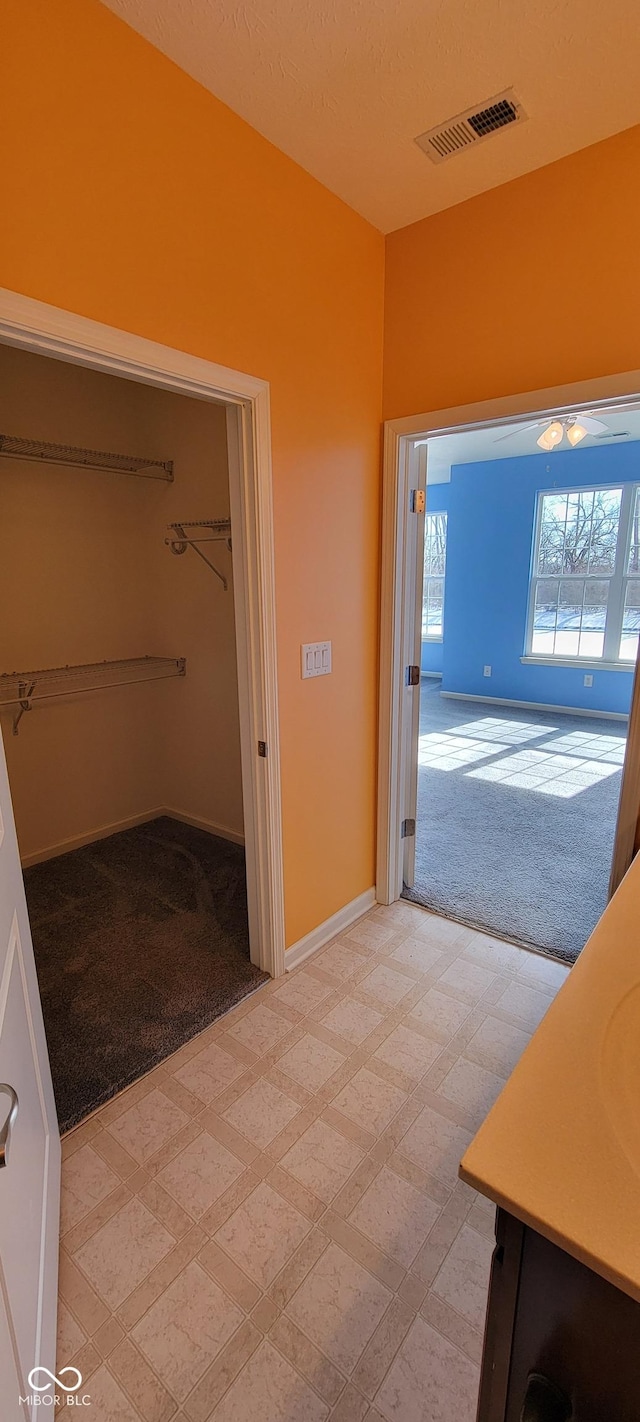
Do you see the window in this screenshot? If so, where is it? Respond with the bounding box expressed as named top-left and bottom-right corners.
top-left (527, 484), bottom-right (640, 664)
top-left (423, 512), bottom-right (447, 640)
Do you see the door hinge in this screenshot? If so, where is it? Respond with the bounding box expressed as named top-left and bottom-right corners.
top-left (257, 741), bottom-right (268, 758)
top-left (401, 819), bottom-right (416, 838)
top-left (410, 489), bottom-right (426, 514)
top-left (406, 665), bottom-right (421, 686)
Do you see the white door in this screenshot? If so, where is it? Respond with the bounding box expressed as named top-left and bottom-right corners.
top-left (0, 729), bottom-right (60, 1420)
top-left (400, 444), bottom-right (427, 889)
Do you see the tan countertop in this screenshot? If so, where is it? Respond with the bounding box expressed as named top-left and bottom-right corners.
top-left (460, 852), bottom-right (640, 1303)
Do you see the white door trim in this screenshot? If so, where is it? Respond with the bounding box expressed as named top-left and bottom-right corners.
top-left (377, 367), bottom-right (640, 905)
top-left (0, 287), bottom-right (286, 978)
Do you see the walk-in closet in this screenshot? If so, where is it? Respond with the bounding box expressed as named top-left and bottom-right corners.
top-left (0, 344), bottom-right (264, 1132)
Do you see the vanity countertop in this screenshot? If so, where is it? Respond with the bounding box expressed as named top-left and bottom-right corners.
top-left (460, 852), bottom-right (640, 1303)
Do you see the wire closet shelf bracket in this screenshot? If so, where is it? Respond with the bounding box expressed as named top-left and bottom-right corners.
top-left (0, 657), bottom-right (187, 735)
top-left (165, 520), bottom-right (232, 589)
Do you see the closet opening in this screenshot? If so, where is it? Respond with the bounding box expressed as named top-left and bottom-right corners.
top-left (0, 341), bottom-right (272, 1133)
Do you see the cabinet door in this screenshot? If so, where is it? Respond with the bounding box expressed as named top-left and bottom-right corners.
top-left (506, 1227), bottom-right (640, 1422)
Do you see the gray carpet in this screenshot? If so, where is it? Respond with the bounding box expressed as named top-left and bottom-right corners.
top-left (404, 682), bottom-right (626, 963)
top-left (24, 817), bottom-right (266, 1133)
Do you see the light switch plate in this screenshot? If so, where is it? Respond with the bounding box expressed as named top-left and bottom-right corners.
top-left (301, 641), bottom-right (332, 678)
top-left (483, 665), bottom-right (492, 677)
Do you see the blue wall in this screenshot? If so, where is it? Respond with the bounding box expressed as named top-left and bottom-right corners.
top-left (426, 443), bottom-right (639, 715)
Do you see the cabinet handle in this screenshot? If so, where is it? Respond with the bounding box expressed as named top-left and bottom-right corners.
top-left (521, 1372), bottom-right (572, 1422)
top-left (0, 1085), bottom-right (19, 1168)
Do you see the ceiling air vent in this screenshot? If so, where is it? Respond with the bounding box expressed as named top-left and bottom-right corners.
top-left (415, 89), bottom-right (527, 165)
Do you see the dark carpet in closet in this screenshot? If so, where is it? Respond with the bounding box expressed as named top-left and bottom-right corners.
top-left (24, 816), bottom-right (266, 1133)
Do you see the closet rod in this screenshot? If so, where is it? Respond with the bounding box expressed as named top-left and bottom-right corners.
top-left (0, 434), bottom-right (174, 481)
top-left (0, 656), bottom-right (186, 735)
top-left (165, 520), bottom-right (232, 589)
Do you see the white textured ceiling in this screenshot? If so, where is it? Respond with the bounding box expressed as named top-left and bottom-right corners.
top-left (425, 406), bottom-right (640, 483)
top-left (100, 0), bottom-right (640, 231)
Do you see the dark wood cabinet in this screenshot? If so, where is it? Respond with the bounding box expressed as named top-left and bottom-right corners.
top-left (478, 1209), bottom-right (640, 1422)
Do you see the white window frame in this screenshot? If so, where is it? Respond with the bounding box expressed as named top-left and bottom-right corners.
top-left (523, 481), bottom-right (639, 670)
top-left (422, 511), bottom-right (447, 643)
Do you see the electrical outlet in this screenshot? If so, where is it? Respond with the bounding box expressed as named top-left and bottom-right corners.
top-left (301, 641), bottom-right (332, 679)
top-left (483, 665), bottom-right (492, 677)
top-left (584, 674), bottom-right (594, 687)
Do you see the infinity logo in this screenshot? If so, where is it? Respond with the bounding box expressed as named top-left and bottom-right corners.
top-left (27, 1367), bottom-right (83, 1392)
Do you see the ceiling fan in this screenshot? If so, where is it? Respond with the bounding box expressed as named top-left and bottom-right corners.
top-left (495, 413), bottom-right (608, 452)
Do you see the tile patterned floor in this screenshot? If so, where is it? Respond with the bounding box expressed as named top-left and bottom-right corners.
top-left (57, 900), bottom-right (569, 1421)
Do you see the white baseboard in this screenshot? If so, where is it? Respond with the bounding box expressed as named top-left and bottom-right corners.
top-left (164, 808), bottom-right (245, 846)
top-left (20, 805), bottom-right (245, 867)
top-left (439, 690), bottom-right (628, 722)
top-left (21, 807), bottom-right (166, 867)
top-left (285, 887), bottom-right (377, 971)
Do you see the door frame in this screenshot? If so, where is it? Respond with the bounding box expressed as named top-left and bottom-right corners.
top-left (378, 367), bottom-right (640, 906)
top-left (0, 286), bottom-right (286, 978)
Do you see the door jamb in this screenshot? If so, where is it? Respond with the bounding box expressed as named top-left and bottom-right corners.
top-left (0, 287), bottom-right (286, 977)
top-left (378, 369), bottom-right (640, 907)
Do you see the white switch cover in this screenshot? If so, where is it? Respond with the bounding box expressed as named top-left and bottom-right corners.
top-left (584, 674), bottom-right (594, 687)
top-left (301, 641), bottom-right (332, 678)
top-left (483, 665), bottom-right (492, 677)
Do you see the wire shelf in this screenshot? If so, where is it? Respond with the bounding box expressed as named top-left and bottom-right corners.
top-left (0, 434), bottom-right (174, 481)
top-left (0, 656), bottom-right (186, 734)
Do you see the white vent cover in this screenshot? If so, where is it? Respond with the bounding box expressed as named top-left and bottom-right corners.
top-left (415, 89), bottom-right (527, 165)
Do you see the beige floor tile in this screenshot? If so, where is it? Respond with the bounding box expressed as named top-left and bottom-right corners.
top-left (436, 1057), bottom-right (505, 1124)
top-left (132, 1260), bottom-right (243, 1401)
top-left (215, 1181), bottom-right (311, 1288)
top-left (432, 1224), bottom-right (494, 1331)
top-left (320, 997), bottom-right (384, 1045)
top-left (157, 1131), bottom-right (245, 1219)
top-left (405, 913), bottom-right (469, 949)
top-left (494, 979), bottom-right (554, 1030)
top-left (360, 964), bottom-right (415, 1007)
top-left (227, 1003), bottom-right (292, 1056)
top-left (281, 1120), bottom-right (364, 1204)
top-left (346, 920), bottom-right (394, 950)
top-left (60, 1145), bottom-right (121, 1234)
top-left (373, 1026), bottom-right (441, 1082)
top-left (407, 989), bottom-right (470, 1042)
top-left (462, 933), bottom-right (524, 974)
top-left (272, 971), bottom-right (334, 1015)
top-left (222, 1078), bottom-right (300, 1150)
top-left (438, 960), bottom-right (496, 1003)
top-left (374, 1316), bottom-right (479, 1422)
top-left (173, 1041), bottom-right (245, 1105)
top-left (286, 1241), bottom-right (391, 1374)
top-left (108, 1089), bottom-right (190, 1165)
top-left (315, 941), bottom-right (369, 980)
top-left (398, 1103), bottom-right (473, 1189)
top-left (463, 1015), bottom-right (531, 1078)
top-left (348, 1166), bottom-right (440, 1268)
top-left (517, 951), bottom-right (571, 991)
top-left (57, 901), bottom-right (568, 1422)
top-left (332, 1068), bottom-right (407, 1137)
top-left (79, 1363), bottom-right (142, 1421)
top-left (74, 1198), bottom-right (174, 1310)
top-left (57, 1299), bottom-right (87, 1365)
top-left (278, 1035), bottom-right (345, 1091)
top-left (211, 1339), bottom-right (329, 1421)
top-left (392, 937), bottom-right (443, 973)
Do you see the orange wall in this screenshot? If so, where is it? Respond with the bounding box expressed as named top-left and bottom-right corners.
top-left (384, 124), bottom-right (640, 420)
top-left (1, 0), bottom-right (385, 947)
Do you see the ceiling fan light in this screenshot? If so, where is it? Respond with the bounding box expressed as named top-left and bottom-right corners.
top-left (567, 421), bottom-right (588, 446)
top-left (537, 420), bottom-right (564, 452)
